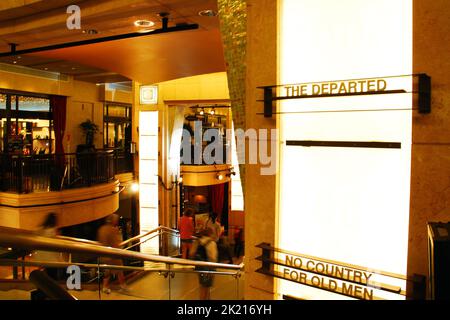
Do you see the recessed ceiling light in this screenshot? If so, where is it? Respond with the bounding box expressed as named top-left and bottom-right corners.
top-left (83, 29), bottom-right (98, 35)
top-left (134, 20), bottom-right (155, 27)
top-left (199, 9), bottom-right (217, 17)
top-left (12, 61), bottom-right (17, 64)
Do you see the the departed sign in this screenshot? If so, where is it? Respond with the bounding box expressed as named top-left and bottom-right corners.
top-left (283, 78), bottom-right (388, 97)
top-left (281, 254), bottom-right (375, 300)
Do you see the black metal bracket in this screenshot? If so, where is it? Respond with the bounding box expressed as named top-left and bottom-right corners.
top-left (417, 73), bottom-right (431, 114)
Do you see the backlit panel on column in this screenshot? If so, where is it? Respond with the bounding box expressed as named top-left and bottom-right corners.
top-left (278, 0), bottom-right (412, 300)
top-left (139, 111), bottom-right (159, 255)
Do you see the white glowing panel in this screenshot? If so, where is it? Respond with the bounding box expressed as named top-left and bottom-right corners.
top-left (278, 0), bottom-right (412, 300)
top-left (139, 111), bottom-right (159, 255)
top-left (231, 121), bottom-right (244, 211)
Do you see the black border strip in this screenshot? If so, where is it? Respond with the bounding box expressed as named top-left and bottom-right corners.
top-left (286, 140), bottom-right (401, 149)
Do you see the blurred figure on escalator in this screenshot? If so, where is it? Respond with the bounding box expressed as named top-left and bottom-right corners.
top-left (97, 214), bottom-right (129, 295)
top-left (34, 212), bottom-right (64, 280)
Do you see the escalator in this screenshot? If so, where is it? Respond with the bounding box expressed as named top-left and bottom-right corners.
top-left (0, 226), bottom-right (244, 300)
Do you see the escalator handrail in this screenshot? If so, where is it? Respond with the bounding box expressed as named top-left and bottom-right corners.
top-left (0, 226), bottom-right (242, 270)
top-left (0, 258), bottom-right (242, 276)
top-left (120, 226), bottom-right (179, 247)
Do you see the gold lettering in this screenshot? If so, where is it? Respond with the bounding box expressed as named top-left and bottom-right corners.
top-left (312, 84), bottom-right (321, 95)
top-left (329, 279), bottom-right (338, 291)
top-left (325, 264), bottom-right (335, 276)
top-left (377, 79), bottom-right (387, 91)
top-left (300, 85), bottom-right (308, 95)
top-left (357, 80), bottom-right (366, 92)
top-left (306, 260), bottom-right (315, 271)
top-left (289, 270), bottom-right (299, 281)
top-left (283, 268), bottom-right (290, 279)
top-left (335, 266), bottom-right (343, 279)
top-left (311, 276), bottom-right (321, 287)
top-left (342, 283), bottom-right (354, 296)
top-left (364, 288), bottom-right (374, 300)
top-left (330, 82), bottom-right (338, 94)
top-left (299, 272), bottom-right (307, 284)
top-left (338, 82), bottom-right (347, 94)
top-left (344, 268), bottom-right (353, 280)
top-left (284, 86), bottom-right (292, 97)
top-left (321, 83), bottom-right (330, 95)
top-left (363, 272), bottom-right (372, 284)
top-left (367, 80), bottom-right (377, 91)
top-left (353, 270), bottom-right (362, 283)
top-left (354, 285), bottom-right (363, 299)
top-left (285, 255), bottom-right (293, 266)
top-left (348, 81), bottom-right (357, 93)
top-left (292, 86), bottom-right (300, 96)
top-left (316, 262), bottom-right (325, 274)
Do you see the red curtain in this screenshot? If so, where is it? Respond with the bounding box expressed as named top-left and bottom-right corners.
top-left (209, 183), bottom-right (225, 220)
top-left (51, 96), bottom-right (67, 164)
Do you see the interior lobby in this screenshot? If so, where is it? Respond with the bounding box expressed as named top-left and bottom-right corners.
top-left (0, 0), bottom-right (449, 301)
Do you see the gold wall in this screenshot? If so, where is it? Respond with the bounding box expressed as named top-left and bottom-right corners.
top-left (408, 0), bottom-right (450, 295)
top-left (244, 0), bottom-right (279, 299)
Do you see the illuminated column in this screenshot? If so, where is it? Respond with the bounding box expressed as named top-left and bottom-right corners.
top-left (139, 111), bottom-right (159, 255)
top-left (278, 0), bottom-right (412, 300)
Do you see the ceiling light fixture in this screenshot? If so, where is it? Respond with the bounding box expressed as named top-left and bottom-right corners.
top-left (216, 173), bottom-right (224, 181)
top-left (83, 29), bottom-right (98, 35)
top-left (199, 9), bottom-right (217, 17)
top-left (199, 108), bottom-right (205, 116)
top-left (134, 20), bottom-right (155, 28)
top-left (210, 108), bottom-right (215, 115)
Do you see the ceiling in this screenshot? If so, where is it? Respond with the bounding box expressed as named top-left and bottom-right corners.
top-left (0, 0), bottom-right (226, 84)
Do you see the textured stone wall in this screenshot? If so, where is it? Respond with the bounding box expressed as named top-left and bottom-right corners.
top-left (408, 0), bottom-right (450, 297)
top-left (217, 0), bottom-right (247, 195)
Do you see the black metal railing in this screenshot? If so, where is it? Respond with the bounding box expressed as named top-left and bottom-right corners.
top-left (0, 150), bottom-right (120, 193)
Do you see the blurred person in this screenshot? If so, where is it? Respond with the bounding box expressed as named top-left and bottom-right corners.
top-left (204, 212), bottom-right (222, 243)
top-left (97, 214), bottom-right (129, 294)
top-left (190, 228), bottom-right (218, 300)
top-left (34, 213), bottom-right (64, 280)
top-left (179, 208), bottom-right (195, 259)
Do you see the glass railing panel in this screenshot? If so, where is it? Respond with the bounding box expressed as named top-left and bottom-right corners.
top-left (168, 265), bottom-right (244, 300)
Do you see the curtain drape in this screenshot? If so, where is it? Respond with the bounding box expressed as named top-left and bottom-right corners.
top-left (209, 183), bottom-right (225, 221)
top-left (51, 96), bottom-right (67, 165)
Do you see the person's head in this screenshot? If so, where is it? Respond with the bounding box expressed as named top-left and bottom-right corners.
top-left (209, 212), bottom-right (217, 223)
top-left (106, 214), bottom-right (120, 226)
top-left (183, 208), bottom-right (194, 217)
top-left (41, 213), bottom-right (58, 229)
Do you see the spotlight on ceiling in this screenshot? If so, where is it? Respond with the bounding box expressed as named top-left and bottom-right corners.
top-left (134, 20), bottom-right (155, 27)
top-left (83, 29), bottom-right (98, 35)
top-left (199, 9), bottom-right (217, 17)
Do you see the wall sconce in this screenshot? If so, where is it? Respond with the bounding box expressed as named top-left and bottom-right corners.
top-left (210, 108), bottom-right (215, 115)
top-left (131, 182), bottom-right (139, 193)
top-left (226, 171), bottom-right (236, 177)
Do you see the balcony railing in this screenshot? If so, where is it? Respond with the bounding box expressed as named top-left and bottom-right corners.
top-left (0, 149), bottom-right (131, 194)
